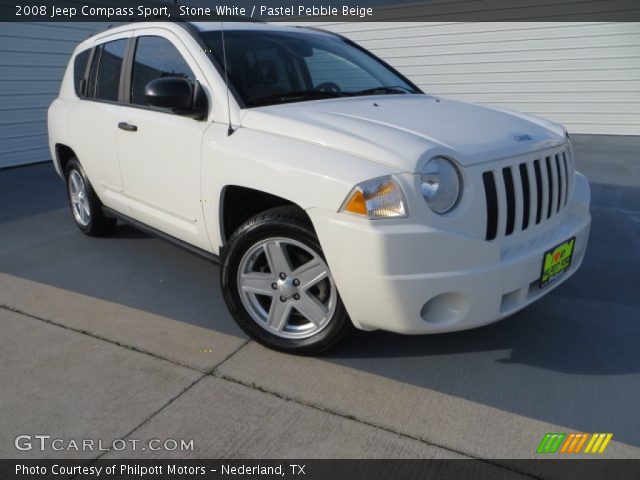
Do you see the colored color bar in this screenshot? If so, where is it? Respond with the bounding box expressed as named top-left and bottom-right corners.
top-left (549, 433), bottom-right (565, 453)
top-left (574, 433), bottom-right (589, 453)
top-left (598, 434), bottom-right (613, 453)
top-left (560, 433), bottom-right (575, 453)
top-left (537, 433), bottom-right (553, 453)
top-left (568, 433), bottom-right (582, 453)
top-left (537, 433), bottom-right (565, 453)
top-left (584, 434), bottom-right (598, 453)
top-left (591, 434), bottom-right (606, 453)
top-left (539, 432), bottom-right (613, 454)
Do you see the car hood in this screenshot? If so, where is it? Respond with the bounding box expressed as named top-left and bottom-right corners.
top-left (239, 95), bottom-right (567, 173)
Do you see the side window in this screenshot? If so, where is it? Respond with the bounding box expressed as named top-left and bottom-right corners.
top-left (130, 36), bottom-right (195, 106)
top-left (94, 39), bottom-right (127, 102)
top-left (73, 49), bottom-right (91, 97)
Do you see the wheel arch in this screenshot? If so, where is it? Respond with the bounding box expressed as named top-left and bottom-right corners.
top-left (219, 185), bottom-right (312, 245)
top-left (54, 143), bottom-right (77, 177)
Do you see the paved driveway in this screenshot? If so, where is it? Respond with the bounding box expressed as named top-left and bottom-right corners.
top-left (0, 135), bottom-right (638, 471)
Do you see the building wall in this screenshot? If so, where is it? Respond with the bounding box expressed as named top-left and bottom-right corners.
top-left (0, 22), bottom-right (106, 168)
top-left (311, 22), bottom-right (640, 136)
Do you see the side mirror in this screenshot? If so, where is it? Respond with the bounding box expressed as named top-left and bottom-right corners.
top-left (144, 77), bottom-right (208, 120)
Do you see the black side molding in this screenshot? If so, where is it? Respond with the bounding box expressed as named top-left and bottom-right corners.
top-left (102, 207), bottom-right (219, 265)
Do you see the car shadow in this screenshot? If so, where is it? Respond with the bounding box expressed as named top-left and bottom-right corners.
top-left (109, 224), bottom-right (151, 239)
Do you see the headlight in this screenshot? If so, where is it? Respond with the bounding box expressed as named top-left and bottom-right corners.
top-left (420, 157), bottom-right (461, 214)
top-left (340, 176), bottom-right (407, 219)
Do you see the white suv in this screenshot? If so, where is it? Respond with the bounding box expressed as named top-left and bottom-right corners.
top-left (48, 22), bottom-right (591, 354)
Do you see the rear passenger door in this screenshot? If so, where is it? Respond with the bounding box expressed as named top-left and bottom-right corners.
top-left (116, 30), bottom-right (211, 251)
top-left (68, 33), bottom-right (132, 215)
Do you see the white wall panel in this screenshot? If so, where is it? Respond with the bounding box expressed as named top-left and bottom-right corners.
top-left (0, 22), bottom-right (104, 168)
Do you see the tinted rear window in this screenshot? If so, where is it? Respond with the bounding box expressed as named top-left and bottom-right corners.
top-left (73, 49), bottom-right (91, 97)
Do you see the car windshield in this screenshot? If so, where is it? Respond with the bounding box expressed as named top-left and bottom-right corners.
top-left (198, 28), bottom-right (420, 107)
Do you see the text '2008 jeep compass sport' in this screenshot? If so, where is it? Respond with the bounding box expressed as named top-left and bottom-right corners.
top-left (48, 22), bottom-right (591, 354)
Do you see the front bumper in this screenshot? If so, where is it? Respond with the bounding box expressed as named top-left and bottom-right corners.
top-left (309, 173), bottom-right (591, 334)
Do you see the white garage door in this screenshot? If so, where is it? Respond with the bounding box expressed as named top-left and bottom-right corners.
top-left (311, 22), bottom-right (640, 135)
top-left (0, 22), bottom-right (106, 168)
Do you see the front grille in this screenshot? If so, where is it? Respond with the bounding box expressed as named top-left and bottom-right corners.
top-left (482, 149), bottom-right (572, 241)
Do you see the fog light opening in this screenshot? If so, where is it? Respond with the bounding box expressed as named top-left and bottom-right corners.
top-left (420, 293), bottom-right (468, 325)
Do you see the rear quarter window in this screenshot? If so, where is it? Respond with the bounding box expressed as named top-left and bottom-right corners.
top-left (73, 49), bottom-right (91, 97)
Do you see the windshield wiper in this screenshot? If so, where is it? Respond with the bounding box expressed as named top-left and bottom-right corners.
top-left (350, 86), bottom-right (416, 96)
top-left (246, 86), bottom-right (416, 107)
top-left (247, 90), bottom-right (348, 107)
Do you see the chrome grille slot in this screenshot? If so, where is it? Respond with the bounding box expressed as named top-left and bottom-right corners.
top-left (482, 148), bottom-right (572, 241)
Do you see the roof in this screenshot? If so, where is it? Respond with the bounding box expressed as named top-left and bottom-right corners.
top-left (189, 22), bottom-right (326, 34)
top-left (87, 21), bottom-right (330, 43)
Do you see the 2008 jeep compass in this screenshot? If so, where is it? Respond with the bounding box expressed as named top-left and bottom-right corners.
top-left (48, 22), bottom-right (591, 354)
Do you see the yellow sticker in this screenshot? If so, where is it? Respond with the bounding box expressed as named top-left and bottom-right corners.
top-left (540, 237), bottom-right (575, 287)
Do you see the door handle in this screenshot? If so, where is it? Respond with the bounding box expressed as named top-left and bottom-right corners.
top-left (118, 122), bottom-right (138, 132)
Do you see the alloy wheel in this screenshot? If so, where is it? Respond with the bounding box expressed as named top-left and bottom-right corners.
top-left (68, 170), bottom-right (91, 227)
top-left (237, 237), bottom-right (337, 339)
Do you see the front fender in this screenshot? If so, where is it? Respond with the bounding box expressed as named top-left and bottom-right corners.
top-left (200, 123), bottom-right (399, 250)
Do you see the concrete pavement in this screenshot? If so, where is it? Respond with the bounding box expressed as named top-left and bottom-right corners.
top-left (0, 135), bottom-right (638, 472)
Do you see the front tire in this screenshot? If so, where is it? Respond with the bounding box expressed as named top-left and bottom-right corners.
top-left (65, 158), bottom-right (115, 236)
top-left (220, 206), bottom-right (351, 355)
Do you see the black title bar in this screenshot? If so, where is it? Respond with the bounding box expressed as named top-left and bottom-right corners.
top-left (2, 0), bottom-right (640, 22)
top-left (3, 459), bottom-right (640, 480)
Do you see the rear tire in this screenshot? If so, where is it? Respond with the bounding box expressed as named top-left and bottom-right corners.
top-left (220, 206), bottom-right (351, 355)
top-left (65, 158), bottom-right (116, 236)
